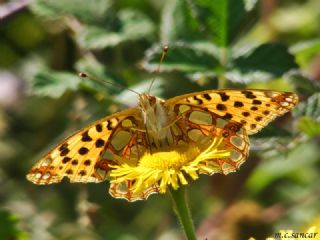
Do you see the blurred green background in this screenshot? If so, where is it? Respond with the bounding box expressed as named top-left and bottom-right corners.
top-left (0, 0), bottom-right (320, 239)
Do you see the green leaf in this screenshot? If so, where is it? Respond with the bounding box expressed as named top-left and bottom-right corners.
top-left (188, 0), bottom-right (259, 47)
top-left (247, 141), bottom-right (319, 195)
top-left (160, 0), bottom-right (201, 42)
top-left (285, 71), bottom-right (320, 96)
top-left (142, 42), bottom-right (220, 73)
top-left (298, 117), bottom-right (320, 137)
top-left (119, 9), bottom-right (154, 41)
top-left (32, 70), bottom-right (81, 98)
top-left (31, 0), bottom-right (112, 23)
top-left (293, 93), bottom-right (320, 120)
top-left (290, 38), bottom-right (320, 68)
top-left (0, 210), bottom-right (28, 240)
top-left (77, 9), bottom-right (154, 49)
top-left (228, 43), bottom-right (298, 83)
top-left (77, 27), bottom-right (123, 49)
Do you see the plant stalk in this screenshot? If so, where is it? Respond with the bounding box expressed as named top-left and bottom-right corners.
top-left (169, 186), bottom-right (197, 240)
top-left (218, 47), bottom-right (228, 89)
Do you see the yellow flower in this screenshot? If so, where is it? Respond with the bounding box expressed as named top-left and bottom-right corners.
top-left (109, 135), bottom-right (231, 199)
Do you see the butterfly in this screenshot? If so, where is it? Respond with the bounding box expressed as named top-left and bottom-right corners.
top-left (27, 86), bottom-right (298, 201)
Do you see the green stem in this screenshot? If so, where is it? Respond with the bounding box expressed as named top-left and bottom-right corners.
top-left (218, 73), bottom-right (227, 89)
top-left (218, 47), bottom-right (228, 89)
top-left (169, 186), bottom-right (197, 240)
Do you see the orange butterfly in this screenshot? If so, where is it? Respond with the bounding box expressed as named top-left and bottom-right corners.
top-left (27, 81), bottom-right (298, 200)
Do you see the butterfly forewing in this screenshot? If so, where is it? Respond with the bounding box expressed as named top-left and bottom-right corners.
top-left (27, 108), bottom-right (143, 185)
top-left (166, 89), bottom-right (298, 135)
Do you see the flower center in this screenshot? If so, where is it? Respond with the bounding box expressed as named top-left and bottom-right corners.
top-left (138, 144), bottom-right (201, 171)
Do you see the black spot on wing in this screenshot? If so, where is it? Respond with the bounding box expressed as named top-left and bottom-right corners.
top-left (96, 124), bottom-right (103, 132)
top-left (222, 113), bottom-right (232, 120)
top-left (242, 90), bottom-right (256, 99)
top-left (84, 160), bottom-right (91, 166)
top-left (60, 148), bottom-right (69, 156)
top-left (81, 131), bottom-right (92, 142)
top-left (62, 157), bottom-right (71, 164)
top-left (95, 139), bottom-right (105, 148)
top-left (202, 93), bottom-right (212, 100)
top-left (242, 112), bottom-right (250, 117)
top-left (218, 92), bottom-right (230, 101)
top-left (234, 101), bottom-right (244, 107)
top-left (79, 147), bottom-right (89, 155)
top-left (252, 100), bottom-right (262, 105)
top-left (216, 104), bottom-right (227, 111)
top-left (193, 95), bottom-right (203, 104)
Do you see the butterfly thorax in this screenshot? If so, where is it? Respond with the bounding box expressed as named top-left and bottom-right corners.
top-left (138, 94), bottom-right (174, 148)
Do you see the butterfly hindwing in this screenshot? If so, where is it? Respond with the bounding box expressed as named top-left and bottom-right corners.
top-left (168, 102), bottom-right (250, 175)
top-left (27, 108), bottom-right (143, 185)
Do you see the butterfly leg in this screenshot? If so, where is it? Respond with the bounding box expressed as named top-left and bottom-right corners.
top-left (161, 115), bottom-right (184, 130)
top-left (130, 127), bottom-right (146, 132)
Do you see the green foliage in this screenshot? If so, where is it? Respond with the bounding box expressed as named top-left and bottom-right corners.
top-left (230, 43), bottom-right (298, 83)
top-left (298, 117), bottom-right (320, 137)
top-left (1, 0), bottom-right (320, 239)
top-left (190, 0), bottom-right (258, 46)
top-left (144, 0), bottom-right (297, 86)
top-left (295, 93), bottom-right (320, 137)
top-left (31, 0), bottom-right (112, 23)
top-left (32, 70), bottom-right (81, 98)
top-left (290, 38), bottom-right (320, 68)
top-left (142, 42), bottom-right (220, 73)
top-left (77, 9), bottom-right (155, 49)
top-left (0, 210), bottom-right (28, 240)
top-left (286, 71), bottom-right (320, 96)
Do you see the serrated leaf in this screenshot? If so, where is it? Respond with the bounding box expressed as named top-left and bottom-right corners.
top-left (228, 43), bottom-right (298, 83)
top-left (160, 0), bottom-right (200, 42)
top-left (285, 71), bottom-right (320, 96)
top-left (77, 9), bottom-right (154, 49)
top-left (142, 42), bottom-right (220, 73)
top-left (31, 0), bottom-right (112, 23)
top-left (188, 0), bottom-right (259, 47)
top-left (293, 93), bottom-right (320, 121)
top-left (119, 9), bottom-right (154, 40)
top-left (32, 70), bottom-right (80, 98)
top-left (77, 27), bottom-right (123, 49)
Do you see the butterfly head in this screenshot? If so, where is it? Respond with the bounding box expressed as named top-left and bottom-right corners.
top-left (138, 94), bottom-right (157, 111)
top-left (138, 94), bottom-right (158, 122)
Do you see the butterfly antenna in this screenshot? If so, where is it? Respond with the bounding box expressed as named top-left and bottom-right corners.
top-left (79, 72), bottom-right (140, 95)
top-left (147, 45), bottom-right (169, 94)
